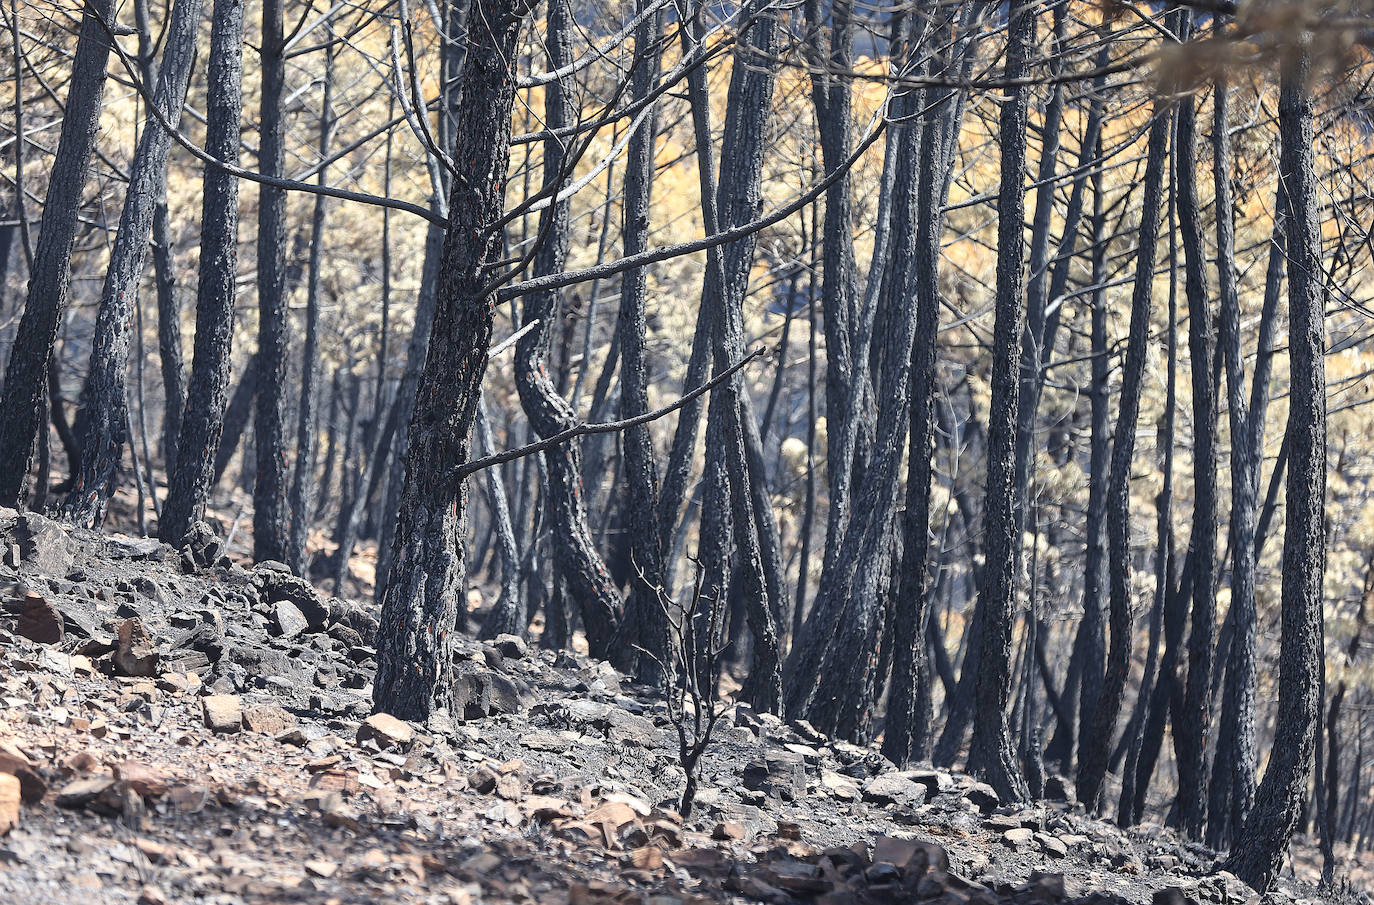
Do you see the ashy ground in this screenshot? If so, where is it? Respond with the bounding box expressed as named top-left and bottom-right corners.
top-left (0, 509), bottom-right (1365, 905)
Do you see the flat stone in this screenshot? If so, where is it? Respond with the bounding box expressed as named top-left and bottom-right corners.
top-left (55, 776), bottom-right (116, 808)
top-left (1037, 833), bottom-right (1068, 857)
top-left (357, 713), bottom-right (413, 751)
top-left (113, 762), bottom-right (168, 799)
top-left (202, 695), bottom-right (242, 734)
top-left (862, 773), bottom-right (927, 807)
top-left (1003, 827), bottom-right (1035, 847)
top-left (520, 731), bottom-right (571, 753)
top-left (820, 769), bottom-right (860, 801)
top-left (16, 593), bottom-right (62, 645)
top-left (243, 704), bottom-right (296, 736)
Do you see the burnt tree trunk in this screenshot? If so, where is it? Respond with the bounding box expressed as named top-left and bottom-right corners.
top-left (253, 0), bottom-right (291, 562)
top-left (1078, 97), bottom-right (1173, 813)
top-left (0, 0), bottom-right (117, 507)
top-left (1227, 48), bottom-right (1327, 892)
top-left (1208, 75), bottom-right (1282, 850)
top-left (160, 0), bottom-right (246, 544)
top-left (968, 0), bottom-right (1033, 805)
top-left (65, 0), bottom-right (202, 525)
top-left (286, 46), bottom-right (335, 575)
top-left (515, 0), bottom-right (620, 660)
top-left (612, 0), bottom-right (669, 680)
top-left (1174, 56), bottom-right (1219, 837)
top-left (372, 0), bottom-right (528, 722)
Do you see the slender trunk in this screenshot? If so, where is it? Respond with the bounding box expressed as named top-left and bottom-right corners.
top-left (372, 0), bottom-right (528, 721)
top-left (0, 0), bottom-right (118, 507)
top-left (516, 0), bottom-right (621, 659)
top-left (286, 47), bottom-right (334, 575)
top-left (475, 397), bottom-right (524, 638)
top-left (967, 0), bottom-right (1034, 805)
top-left (1078, 97), bottom-right (1173, 812)
top-left (1174, 50), bottom-right (1219, 836)
top-left (613, 0), bottom-right (669, 680)
top-left (1227, 49), bottom-right (1327, 892)
top-left (1208, 68), bottom-right (1276, 850)
top-left (1075, 149), bottom-right (1110, 782)
top-left (161, 0), bottom-right (245, 544)
top-left (253, 0), bottom-right (290, 562)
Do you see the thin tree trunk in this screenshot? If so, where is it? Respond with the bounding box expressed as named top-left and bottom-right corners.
top-left (967, 0), bottom-right (1033, 806)
top-left (1078, 96), bottom-right (1173, 813)
top-left (66, 0), bottom-right (202, 525)
top-left (253, 0), bottom-right (291, 562)
top-left (1208, 69), bottom-right (1280, 850)
top-left (0, 0), bottom-right (117, 507)
top-left (515, 0), bottom-right (620, 660)
top-left (372, 0), bottom-right (528, 721)
top-left (1227, 48), bottom-right (1327, 893)
top-left (612, 0), bottom-right (669, 681)
top-left (286, 46), bottom-right (335, 575)
top-left (1174, 47), bottom-right (1219, 836)
top-left (161, 0), bottom-right (245, 544)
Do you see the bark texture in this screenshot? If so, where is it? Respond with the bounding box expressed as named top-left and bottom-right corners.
top-left (372, 0), bottom-right (527, 721)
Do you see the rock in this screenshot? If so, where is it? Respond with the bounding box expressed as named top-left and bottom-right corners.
top-left (742, 751), bottom-right (805, 800)
top-left (520, 731), bottom-right (571, 753)
top-left (1037, 833), bottom-right (1068, 857)
top-left (605, 708), bottom-right (659, 748)
top-left (467, 765), bottom-right (499, 794)
top-left (13, 511), bottom-right (73, 576)
top-left (909, 769), bottom-right (955, 798)
top-left (113, 762), bottom-right (167, 799)
top-left (137, 884), bottom-right (168, 905)
top-left (872, 836), bottom-right (949, 880)
top-left (179, 521), bottom-right (224, 568)
top-left (305, 859), bottom-right (339, 879)
top-left (16, 592), bottom-right (62, 644)
top-left (712, 821), bottom-right (747, 841)
top-left (55, 776), bottom-right (116, 808)
top-left (820, 770), bottom-right (860, 801)
top-left (0, 774), bottom-right (18, 834)
top-left (962, 781), bottom-right (999, 814)
top-left (202, 695), bottom-right (242, 734)
top-left (1044, 773), bottom-right (1075, 803)
top-left (862, 773), bottom-right (927, 807)
top-left (271, 600), bottom-right (309, 639)
top-left (357, 713), bottom-right (414, 751)
top-left (0, 745), bottom-right (46, 804)
top-left (1153, 890), bottom-right (1193, 905)
top-left (452, 665), bottom-right (528, 720)
top-left (256, 566), bottom-right (330, 630)
top-left (114, 617), bottom-right (161, 677)
top-left (1003, 827), bottom-right (1035, 847)
top-left (1021, 872), bottom-right (1066, 904)
top-left (491, 633), bottom-right (528, 659)
top-left (169, 784), bottom-right (210, 813)
top-left (243, 704), bottom-right (296, 736)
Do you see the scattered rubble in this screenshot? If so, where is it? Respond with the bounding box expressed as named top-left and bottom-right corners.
top-left (0, 511), bottom-right (1364, 905)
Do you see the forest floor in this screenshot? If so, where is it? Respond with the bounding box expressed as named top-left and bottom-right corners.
top-left (0, 510), bottom-right (1367, 905)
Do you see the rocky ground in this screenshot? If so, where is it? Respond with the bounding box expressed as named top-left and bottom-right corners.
top-left (0, 509), bottom-right (1366, 905)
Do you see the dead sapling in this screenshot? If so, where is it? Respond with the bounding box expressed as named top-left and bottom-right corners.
top-left (634, 556), bottom-right (730, 819)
